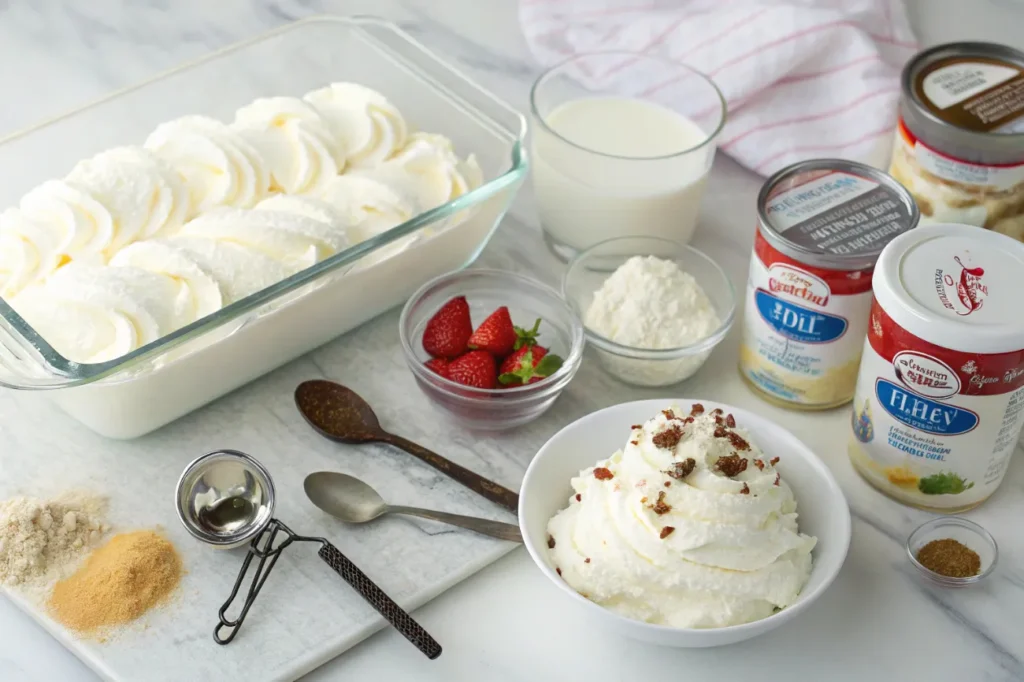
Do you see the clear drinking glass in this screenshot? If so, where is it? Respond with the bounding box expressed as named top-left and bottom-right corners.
top-left (530, 52), bottom-right (726, 261)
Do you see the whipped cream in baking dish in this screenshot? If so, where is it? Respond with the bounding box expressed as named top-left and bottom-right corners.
top-left (547, 404), bottom-right (817, 629)
top-left (0, 83), bottom-right (482, 362)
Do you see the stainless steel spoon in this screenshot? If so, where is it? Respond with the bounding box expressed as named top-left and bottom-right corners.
top-left (304, 472), bottom-right (522, 543)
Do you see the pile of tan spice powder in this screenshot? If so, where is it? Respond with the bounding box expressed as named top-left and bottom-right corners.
top-left (0, 493), bottom-right (109, 589)
top-left (0, 492), bottom-right (184, 637)
top-left (49, 530), bottom-right (183, 635)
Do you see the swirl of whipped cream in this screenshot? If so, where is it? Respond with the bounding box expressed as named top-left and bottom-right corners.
top-left (316, 174), bottom-right (415, 242)
top-left (0, 208), bottom-right (64, 298)
top-left (178, 208), bottom-right (348, 272)
top-left (304, 83), bottom-right (407, 168)
top-left (233, 98), bottom-right (346, 197)
top-left (109, 241), bottom-right (223, 322)
top-left (254, 195), bottom-right (357, 242)
top-left (547, 406), bottom-right (817, 629)
top-left (145, 115), bottom-right (271, 212)
top-left (361, 132), bottom-right (483, 212)
top-left (18, 179), bottom-right (115, 266)
top-left (67, 146), bottom-right (191, 251)
top-left (10, 263), bottom-right (198, 364)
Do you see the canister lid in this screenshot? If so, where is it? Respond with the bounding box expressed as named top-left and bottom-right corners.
top-left (901, 42), bottom-right (1024, 164)
top-left (873, 223), bottom-right (1024, 354)
top-left (757, 159), bottom-right (919, 271)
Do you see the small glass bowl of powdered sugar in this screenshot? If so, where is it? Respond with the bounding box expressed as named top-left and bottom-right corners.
top-left (562, 236), bottom-right (735, 387)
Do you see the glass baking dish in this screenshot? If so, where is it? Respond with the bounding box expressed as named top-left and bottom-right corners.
top-left (0, 16), bottom-right (527, 438)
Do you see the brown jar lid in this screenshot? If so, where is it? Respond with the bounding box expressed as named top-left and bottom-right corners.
top-left (901, 41), bottom-right (1024, 165)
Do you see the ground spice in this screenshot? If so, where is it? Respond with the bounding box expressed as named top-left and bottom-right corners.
top-left (916, 538), bottom-right (981, 578)
top-left (48, 530), bottom-right (182, 634)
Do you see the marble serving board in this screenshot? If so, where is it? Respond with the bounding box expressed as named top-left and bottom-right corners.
top-left (0, 221), bottom-right (555, 681)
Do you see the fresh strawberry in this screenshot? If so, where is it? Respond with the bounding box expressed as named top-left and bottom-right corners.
top-left (469, 311), bottom-right (546, 358)
top-left (499, 345), bottom-right (546, 375)
top-left (498, 346), bottom-right (564, 386)
top-left (467, 306), bottom-right (517, 357)
top-left (424, 357), bottom-right (449, 376)
top-left (445, 350), bottom-right (498, 389)
top-left (422, 296), bottom-right (472, 358)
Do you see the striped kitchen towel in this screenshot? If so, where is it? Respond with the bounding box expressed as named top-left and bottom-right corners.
top-left (519, 0), bottom-right (919, 176)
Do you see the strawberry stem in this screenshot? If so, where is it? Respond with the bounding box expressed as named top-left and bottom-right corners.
top-left (512, 318), bottom-right (542, 350)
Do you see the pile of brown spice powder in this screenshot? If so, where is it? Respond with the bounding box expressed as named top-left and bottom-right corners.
top-left (915, 538), bottom-right (981, 579)
top-left (48, 530), bottom-right (182, 634)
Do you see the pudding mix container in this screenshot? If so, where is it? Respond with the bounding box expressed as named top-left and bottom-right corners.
top-left (890, 41), bottom-right (1024, 238)
top-left (849, 224), bottom-right (1024, 512)
top-left (739, 159), bottom-right (919, 409)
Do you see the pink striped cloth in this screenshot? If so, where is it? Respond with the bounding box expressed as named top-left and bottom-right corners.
top-left (520, 0), bottom-right (920, 175)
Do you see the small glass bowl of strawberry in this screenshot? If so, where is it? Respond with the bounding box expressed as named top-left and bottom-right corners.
top-left (399, 269), bottom-right (585, 430)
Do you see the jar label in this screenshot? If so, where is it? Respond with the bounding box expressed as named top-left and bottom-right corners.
top-left (762, 170), bottom-right (912, 255)
top-left (895, 119), bottom-right (1024, 191)
top-left (740, 231), bottom-right (871, 406)
top-left (915, 57), bottom-right (1024, 133)
top-left (850, 299), bottom-right (1024, 508)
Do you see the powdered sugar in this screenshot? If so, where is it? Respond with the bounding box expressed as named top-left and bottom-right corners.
top-left (585, 256), bottom-right (720, 349)
top-left (584, 256), bottom-right (722, 386)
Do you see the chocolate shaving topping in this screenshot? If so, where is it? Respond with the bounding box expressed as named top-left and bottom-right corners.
top-left (651, 491), bottom-right (672, 515)
top-left (775, 473), bottom-right (781, 486)
top-left (547, 535), bottom-right (556, 549)
top-left (556, 567), bottom-right (562, 576)
top-left (631, 424), bottom-right (643, 429)
top-left (770, 456), bottom-right (780, 465)
top-left (714, 425), bottom-right (727, 438)
top-left (652, 424), bottom-right (684, 450)
top-left (660, 526), bottom-right (675, 539)
top-left (593, 467), bottom-right (614, 480)
top-left (711, 408), bottom-right (723, 416)
top-left (740, 483), bottom-right (750, 495)
top-left (726, 413), bottom-right (736, 428)
top-left (690, 403), bottom-right (705, 415)
top-left (714, 454), bottom-right (748, 477)
top-left (726, 431), bottom-right (751, 452)
top-left (754, 459), bottom-right (765, 470)
top-left (630, 440), bottom-right (639, 445)
top-left (584, 558), bottom-right (591, 564)
top-left (640, 496), bottom-right (648, 504)
top-left (575, 493), bottom-right (582, 502)
top-left (664, 481), bottom-right (671, 487)
top-left (664, 458), bottom-right (696, 480)
top-left (662, 409), bottom-right (676, 420)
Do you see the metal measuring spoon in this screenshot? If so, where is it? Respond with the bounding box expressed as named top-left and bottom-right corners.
top-left (304, 472), bottom-right (522, 543)
top-left (295, 380), bottom-right (520, 513)
top-left (176, 450), bottom-right (441, 659)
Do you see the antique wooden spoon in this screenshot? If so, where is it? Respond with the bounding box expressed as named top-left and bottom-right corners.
top-left (294, 380), bottom-right (520, 514)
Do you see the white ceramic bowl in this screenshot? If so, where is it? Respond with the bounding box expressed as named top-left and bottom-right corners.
top-left (519, 399), bottom-right (851, 648)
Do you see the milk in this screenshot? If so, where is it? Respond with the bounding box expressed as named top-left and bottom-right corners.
top-left (531, 96), bottom-right (715, 255)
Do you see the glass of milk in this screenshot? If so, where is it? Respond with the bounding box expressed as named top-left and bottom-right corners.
top-left (530, 52), bottom-right (726, 260)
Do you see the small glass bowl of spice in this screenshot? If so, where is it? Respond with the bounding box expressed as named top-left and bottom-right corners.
top-left (906, 517), bottom-right (997, 587)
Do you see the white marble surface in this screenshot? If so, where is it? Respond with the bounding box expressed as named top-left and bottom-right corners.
top-left (1, 1), bottom-right (1023, 681)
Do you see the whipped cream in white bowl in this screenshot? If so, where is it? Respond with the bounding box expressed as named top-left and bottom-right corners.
top-left (519, 399), bottom-right (850, 648)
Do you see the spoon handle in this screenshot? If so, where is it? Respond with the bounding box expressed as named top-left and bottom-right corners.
top-left (385, 434), bottom-right (520, 514)
top-left (388, 505), bottom-right (523, 542)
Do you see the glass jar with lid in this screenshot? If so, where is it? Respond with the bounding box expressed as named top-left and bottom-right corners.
top-left (890, 41), bottom-right (1024, 240)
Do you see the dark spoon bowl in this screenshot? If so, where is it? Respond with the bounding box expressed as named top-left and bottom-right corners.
top-left (295, 380), bottom-right (521, 513)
